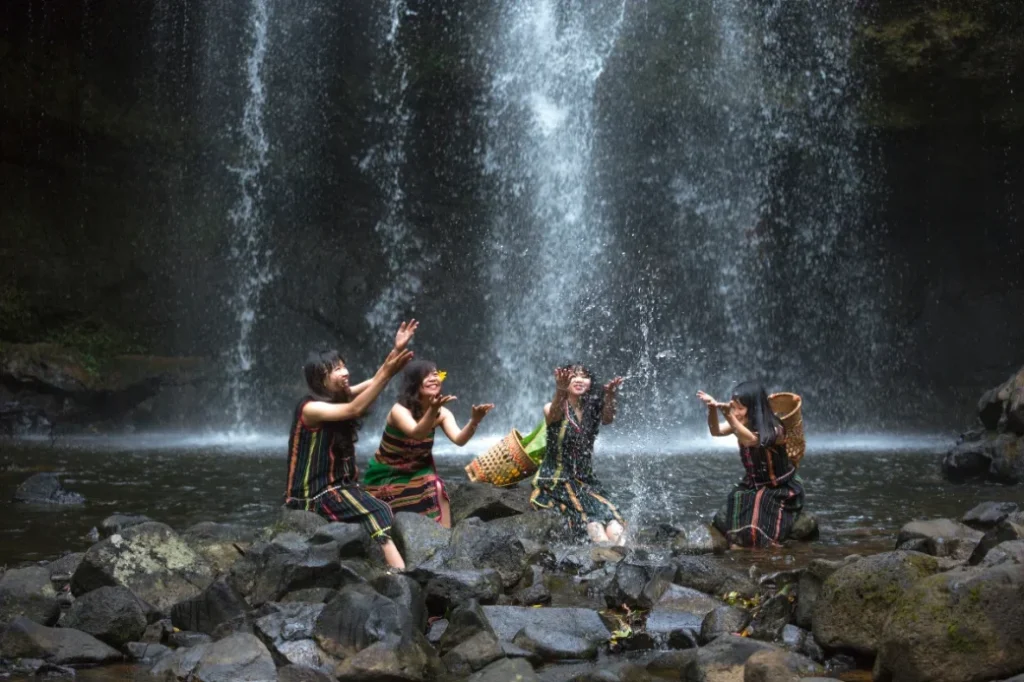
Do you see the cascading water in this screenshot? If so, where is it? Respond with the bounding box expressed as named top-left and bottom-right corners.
top-left (363, 0), bottom-right (430, 334)
top-left (663, 0), bottom-right (885, 424)
top-left (482, 0), bottom-right (627, 429)
top-left (226, 0), bottom-right (273, 432)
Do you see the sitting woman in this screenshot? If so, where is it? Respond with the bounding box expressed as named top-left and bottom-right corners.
top-left (284, 320), bottom-right (417, 571)
top-left (364, 360), bottom-right (494, 528)
top-left (531, 364), bottom-right (626, 544)
top-left (697, 382), bottom-right (804, 549)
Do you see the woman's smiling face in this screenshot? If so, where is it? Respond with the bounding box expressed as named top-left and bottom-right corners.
top-left (420, 369), bottom-right (442, 398)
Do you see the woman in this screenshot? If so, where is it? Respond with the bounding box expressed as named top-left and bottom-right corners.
top-left (697, 381), bottom-right (804, 549)
top-left (284, 320), bottom-right (418, 571)
top-left (531, 364), bottom-right (626, 544)
top-left (364, 360), bottom-right (494, 528)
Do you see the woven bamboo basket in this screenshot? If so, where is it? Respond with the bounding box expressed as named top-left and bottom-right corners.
top-left (465, 429), bottom-right (538, 487)
top-left (769, 392), bottom-right (805, 467)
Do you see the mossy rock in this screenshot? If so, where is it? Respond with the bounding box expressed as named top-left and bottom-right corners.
top-left (876, 564), bottom-right (1024, 682)
top-left (811, 551), bottom-right (941, 656)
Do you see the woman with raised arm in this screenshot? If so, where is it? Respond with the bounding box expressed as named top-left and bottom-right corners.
top-left (284, 320), bottom-right (418, 571)
top-left (697, 381), bottom-right (804, 548)
top-left (530, 363), bottom-right (626, 544)
top-left (364, 360), bottom-right (494, 528)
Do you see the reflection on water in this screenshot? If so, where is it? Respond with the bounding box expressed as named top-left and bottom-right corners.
top-left (0, 437), bottom-right (1015, 567)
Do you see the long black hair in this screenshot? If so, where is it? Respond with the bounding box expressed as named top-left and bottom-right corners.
top-left (302, 349), bottom-right (359, 437)
top-left (561, 363), bottom-right (604, 428)
top-left (397, 359), bottom-right (438, 420)
top-left (731, 380), bottom-right (782, 448)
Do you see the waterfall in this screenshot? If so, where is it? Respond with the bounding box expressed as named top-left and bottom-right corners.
top-left (226, 0), bottom-right (273, 432)
top-left (663, 0), bottom-right (882, 422)
top-left (482, 0), bottom-right (627, 429)
top-left (363, 0), bottom-right (431, 334)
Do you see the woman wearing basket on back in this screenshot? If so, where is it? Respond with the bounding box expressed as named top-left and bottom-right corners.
top-left (531, 364), bottom-right (626, 544)
top-left (364, 360), bottom-right (494, 528)
top-left (696, 381), bottom-right (804, 549)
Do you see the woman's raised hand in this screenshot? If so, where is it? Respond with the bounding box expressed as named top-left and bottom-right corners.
top-left (554, 367), bottom-right (573, 390)
top-left (604, 376), bottom-right (624, 394)
top-left (383, 349), bottom-right (414, 377)
top-left (428, 394), bottom-right (457, 410)
top-left (471, 403), bottom-right (495, 422)
top-left (696, 390), bottom-right (718, 408)
top-left (393, 319), bottom-right (419, 351)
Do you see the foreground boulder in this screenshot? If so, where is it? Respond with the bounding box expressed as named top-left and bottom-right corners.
top-left (71, 521), bottom-right (215, 612)
top-left (647, 635), bottom-right (776, 680)
top-left (482, 605), bottom-right (609, 650)
top-left (313, 583), bottom-right (440, 681)
top-left (876, 563), bottom-right (1024, 682)
top-left (62, 585), bottom-right (149, 647)
top-left (170, 577), bottom-right (249, 635)
top-left (0, 616), bottom-right (121, 665)
top-left (0, 566), bottom-right (60, 627)
top-left (254, 602), bottom-right (332, 670)
top-left (812, 551), bottom-right (941, 656)
top-left (392, 512), bottom-right (452, 569)
top-left (447, 482), bottom-right (533, 525)
top-left (152, 632), bottom-right (276, 682)
top-left (895, 518), bottom-right (984, 561)
top-left (13, 473), bottom-right (84, 505)
top-left (228, 532), bottom-right (364, 607)
top-left (181, 521), bottom-right (261, 574)
top-left (962, 501), bottom-right (1020, 530)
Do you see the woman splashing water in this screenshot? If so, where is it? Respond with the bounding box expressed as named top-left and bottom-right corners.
top-left (697, 382), bottom-right (804, 548)
top-left (364, 360), bottom-right (494, 528)
top-left (531, 364), bottom-right (626, 544)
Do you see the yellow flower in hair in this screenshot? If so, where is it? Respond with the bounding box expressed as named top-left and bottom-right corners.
top-left (437, 370), bottom-right (447, 382)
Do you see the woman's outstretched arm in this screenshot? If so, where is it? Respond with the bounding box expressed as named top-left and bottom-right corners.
top-left (389, 397), bottom-right (454, 441)
top-left (351, 320), bottom-right (419, 396)
top-left (546, 367), bottom-right (573, 425)
top-left (697, 391), bottom-right (733, 436)
top-left (438, 404), bottom-right (494, 446)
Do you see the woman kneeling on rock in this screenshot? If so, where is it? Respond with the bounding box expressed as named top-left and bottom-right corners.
top-left (364, 360), bottom-right (494, 528)
top-left (697, 381), bottom-right (804, 549)
top-left (284, 321), bottom-right (418, 571)
top-left (531, 364), bottom-right (626, 544)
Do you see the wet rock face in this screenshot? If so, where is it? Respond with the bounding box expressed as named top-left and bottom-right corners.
top-left (12, 473), bottom-right (85, 506)
top-left (62, 585), bottom-right (150, 648)
top-left (0, 616), bottom-right (122, 666)
top-left (895, 518), bottom-right (984, 561)
top-left (0, 566), bottom-right (60, 628)
top-left (70, 521), bottom-right (215, 612)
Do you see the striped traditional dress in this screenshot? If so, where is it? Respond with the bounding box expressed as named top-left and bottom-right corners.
top-left (530, 400), bottom-right (623, 531)
top-left (284, 397), bottom-right (395, 544)
top-left (715, 430), bottom-right (804, 548)
top-left (364, 422), bottom-right (447, 522)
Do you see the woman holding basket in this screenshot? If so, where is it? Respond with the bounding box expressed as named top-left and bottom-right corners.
top-left (697, 381), bottom-right (804, 548)
top-left (530, 363), bottom-right (626, 544)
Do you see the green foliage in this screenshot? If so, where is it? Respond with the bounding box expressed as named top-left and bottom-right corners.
top-left (45, 319), bottom-right (148, 375)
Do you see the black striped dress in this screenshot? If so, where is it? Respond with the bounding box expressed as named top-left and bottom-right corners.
top-left (284, 397), bottom-right (395, 544)
top-left (714, 433), bottom-right (804, 548)
top-left (530, 400), bottom-right (624, 531)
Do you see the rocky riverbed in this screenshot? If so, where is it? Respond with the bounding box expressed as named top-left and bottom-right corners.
top-left (1, 481), bottom-right (1022, 682)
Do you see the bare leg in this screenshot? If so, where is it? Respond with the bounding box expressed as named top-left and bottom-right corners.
top-left (587, 521), bottom-right (610, 543)
top-left (439, 496), bottom-right (452, 529)
top-left (606, 520), bottom-right (625, 545)
top-left (381, 540), bottom-right (406, 570)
